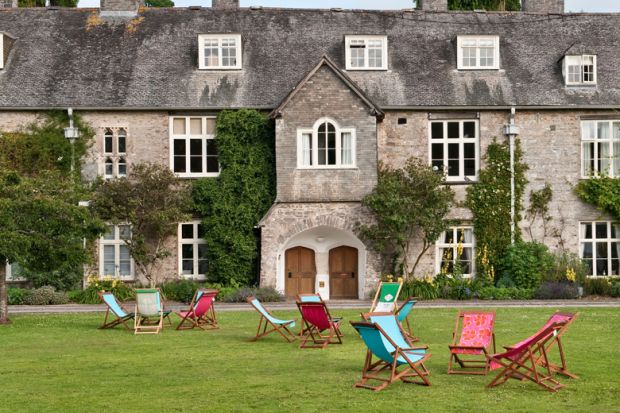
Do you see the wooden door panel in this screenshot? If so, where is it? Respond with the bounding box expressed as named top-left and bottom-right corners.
top-left (285, 246), bottom-right (316, 299)
top-left (329, 246), bottom-right (358, 299)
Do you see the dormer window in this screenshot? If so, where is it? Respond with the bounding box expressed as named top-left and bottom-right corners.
top-left (564, 55), bottom-right (596, 85)
top-left (457, 35), bottom-right (500, 70)
top-left (345, 35), bottom-right (388, 71)
top-left (198, 34), bottom-right (242, 70)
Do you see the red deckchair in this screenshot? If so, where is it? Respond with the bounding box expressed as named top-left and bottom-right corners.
top-left (448, 310), bottom-right (496, 375)
top-left (175, 289), bottom-right (219, 330)
top-left (297, 301), bottom-right (343, 349)
top-left (487, 321), bottom-right (568, 392)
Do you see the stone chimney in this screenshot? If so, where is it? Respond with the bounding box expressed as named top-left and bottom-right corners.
top-left (521, 0), bottom-right (564, 13)
top-left (417, 0), bottom-right (448, 11)
top-left (212, 0), bottom-right (239, 9)
top-left (0, 0), bottom-right (17, 8)
top-left (100, 0), bottom-right (143, 16)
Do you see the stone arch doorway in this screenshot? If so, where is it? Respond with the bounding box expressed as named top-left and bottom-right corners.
top-left (284, 246), bottom-right (316, 299)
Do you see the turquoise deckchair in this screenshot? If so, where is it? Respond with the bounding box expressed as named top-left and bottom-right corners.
top-left (351, 313), bottom-right (431, 391)
top-left (98, 291), bottom-right (134, 331)
top-left (395, 297), bottom-right (418, 341)
top-left (247, 296), bottom-right (297, 342)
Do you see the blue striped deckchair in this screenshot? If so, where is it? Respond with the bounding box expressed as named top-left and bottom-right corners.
top-left (247, 296), bottom-right (296, 342)
top-left (351, 313), bottom-right (431, 391)
top-left (395, 297), bottom-right (418, 341)
top-left (98, 291), bottom-right (134, 331)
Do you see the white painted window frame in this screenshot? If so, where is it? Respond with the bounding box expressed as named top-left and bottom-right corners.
top-left (580, 120), bottom-right (620, 178)
top-left (435, 226), bottom-right (475, 278)
top-left (428, 119), bottom-right (479, 182)
top-left (579, 221), bottom-right (620, 277)
top-left (296, 117), bottom-right (357, 169)
top-left (457, 35), bottom-right (500, 70)
top-left (5, 261), bottom-right (26, 281)
top-left (198, 34), bottom-right (242, 70)
top-left (0, 34), bottom-right (4, 70)
top-left (178, 221), bottom-right (207, 280)
top-left (344, 35), bottom-right (388, 71)
top-left (101, 128), bottom-right (128, 180)
top-left (564, 55), bottom-right (597, 86)
top-left (169, 116), bottom-right (219, 178)
top-left (99, 224), bottom-right (134, 280)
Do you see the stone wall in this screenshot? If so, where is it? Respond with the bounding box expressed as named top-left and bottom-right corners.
top-left (275, 64), bottom-right (378, 202)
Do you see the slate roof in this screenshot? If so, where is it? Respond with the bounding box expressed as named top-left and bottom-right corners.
top-left (0, 7), bottom-right (618, 109)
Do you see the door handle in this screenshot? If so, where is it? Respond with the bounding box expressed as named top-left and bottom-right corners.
top-left (351, 272), bottom-right (355, 278)
top-left (288, 272), bottom-right (292, 278)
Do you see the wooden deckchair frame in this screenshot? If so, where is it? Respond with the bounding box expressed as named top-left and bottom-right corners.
top-left (134, 288), bottom-right (165, 335)
top-left (395, 296), bottom-right (418, 342)
top-left (247, 296), bottom-right (297, 342)
top-left (448, 310), bottom-right (496, 375)
top-left (175, 288), bottom-right (219, 331)
top-left (97, 291), bottom-right (134, 331)
top-left (350, 320), bottom-right (431, 392)
top-left (369, 281), bottom-right (403, 313)
top-left (296, 300), bottom-right (343, 349)
top-left (505, 311), bottom-right (579, 379)
top-left (296, 294), bottom-right (343, 338)
top-left (487, 322), bottom-right (567, 392)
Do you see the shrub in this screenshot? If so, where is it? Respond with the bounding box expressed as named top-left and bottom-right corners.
top-left (7, 287), bottom-right (29, 305)
top-left (22, 286), bottom-right (70, 305)
top-left (499, 242), bottom-right (554, 289)
top-left (19, 267), bottom-right (83, 291)
top-left (496, 276), bottom-right (516, 288)
top-left (546, 251), bottom-right (588, 286)
top-left (159, 279), bottom-right (202, 303)
top-left (477, 286), bottom-right (534, 300)
top-left (610, 282), bottom-right (620, 298)
top-left (72, 276), bottom-right (135, 304)
top-left (220, 286), bottom-right (285, 303)
top-left (435, 274), bottom-right (475, 300)
top-left (534, 281), bottom-right (579, 300)
top-left (401, 276), bottom-right (438, 300)
top-left (584, 277), bottom-right (612, 296)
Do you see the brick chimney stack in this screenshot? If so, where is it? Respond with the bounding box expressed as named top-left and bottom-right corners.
top-left (418, 0), bottom-right (448, 11)
top-left (212, 0), bottom-right (239, 9)
top-left (100, 0), bottom-right (143, 16)
top-left (521, 0), bottom-right (564, 13)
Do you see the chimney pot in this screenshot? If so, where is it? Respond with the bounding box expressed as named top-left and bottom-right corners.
top-left (521, 0), bottom-right (564, 13)
top-left (212, 0), bottom-right (239, 9)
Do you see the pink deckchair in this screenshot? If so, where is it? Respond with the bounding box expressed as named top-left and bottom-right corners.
top-left (448, 310), bottom-right (496, 375)
top-left (504, 311), bottom-right (579, 378)
top-left (296, 301), bottom-right (343, 349)
top-left (175, 289), bottom-right (219, 330)
top-left (487, 321), bottom-right (568, 392)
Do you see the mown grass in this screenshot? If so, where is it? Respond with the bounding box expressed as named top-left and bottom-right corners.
top-left (0, 307), bottom-right (618, 413)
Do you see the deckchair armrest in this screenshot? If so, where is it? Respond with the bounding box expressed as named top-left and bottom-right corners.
top-left (403, 345), bottom-right (428, 351)
top-left (503, 345), bottom-right (516, 350)
top-left (448, 345), bottom-right (487, 350)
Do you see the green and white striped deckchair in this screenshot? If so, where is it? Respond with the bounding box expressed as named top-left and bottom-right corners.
top-left (370, 281), bottom-right (403, 313)
top-left (134, 288), bottom-right (165, 335)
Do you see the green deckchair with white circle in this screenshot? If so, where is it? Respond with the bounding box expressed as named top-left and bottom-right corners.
top-left (369, 281), bottom-right (403, 313)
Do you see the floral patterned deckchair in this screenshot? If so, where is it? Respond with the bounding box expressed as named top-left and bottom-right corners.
top-left (369, 281), bottom-right (403, 313)
top-left (175, 289), bottom-right (219, 330)
top-left (350, 313), bottom-right (431, 392)
top-left (247, 296), bottom-right (297, 342)
top-left (97, 291), bottom-right (134, 331)
top-left (448, 310), bottom-right (496, 375)
top-left (487, 321), bottom-right (568, 392)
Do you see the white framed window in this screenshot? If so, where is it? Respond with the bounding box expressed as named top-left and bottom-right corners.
top-left (5, 261), bottom-right (25, 281)
top-left (581, 120), bottom-right (620, 177)
top-left (170, 116), bottom-right (219, 178)
top-left (297, 118), bottom-right (356, 169)
top-left (178, 221), bottom-right (207, 279)
top-left (457, 35), bottom-right (500, 70)
top-left (345, 35), bottom-right (388, 70)
top-left (429, 119), bottom-right (479, 182)
top-left (436, 226), bottom-right (475, 278)
top-left (101, 128), bottom-right (128, 180)
top-left (580, 221), bottom-right (620, 277)
top-left (99, 225), bottom-right (134, 280)
top-left (198, 34), bottom-right (242, 70)
top-left (564, 55), bottom-right (597, 85)
top-left (0, 34), bottom-right (4, 70)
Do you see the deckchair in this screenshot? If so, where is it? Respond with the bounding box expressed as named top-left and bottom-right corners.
top-left (296, 300), bottom-right (343, 349)
top-left (448, 310), bottom-right (496, 375)
top-left (175, 289), bottom-right (219, 330)
top-left (97, 291), bottom-right (134, 331)
top-left (134, 288), bottom-right (167, 335)
top-left (395, 297), bottom-right (418, 342)
top-left (369, 281), bottom-right (403, 313)
top-left (350, 314), bottom-right (431, 392)
top-left (487, 321), bottom-right (568, 392)
top-left (504, 311), bottom-right (579, 379)
top-left (296, 294), bottom-right (343, 337)
top-left (247, 296), bottom-right (297, 342)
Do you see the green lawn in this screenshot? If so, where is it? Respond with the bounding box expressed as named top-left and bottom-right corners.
top-left (0, 307), bottom-right (618, 413)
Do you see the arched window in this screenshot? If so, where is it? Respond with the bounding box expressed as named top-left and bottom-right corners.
top-left (118, 157), bottom-right (127, 177)
top-left (104, 129), bottom-right (114, 154)
top-left (297, 118), bottom-right (355, 168)
top-left (118, 128), bottom-right (127, 154)
top-left (104, 157), bottom-right (114, 179)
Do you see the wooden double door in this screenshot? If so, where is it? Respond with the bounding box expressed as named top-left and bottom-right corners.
top-left (329, 246), bottom-right (358, 299)
top-left (285, 246), bottom-right (316, 299)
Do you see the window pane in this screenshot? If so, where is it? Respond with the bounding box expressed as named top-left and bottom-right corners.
top-left (596, 222), bottom-right (608, 239)
top-left (431, 123), bottom-right (443, 139)
top-left (301, 133), bottom-right (312, 166)
top-left (105, 159), bottom-right (113, 177)
top-left (182, 244), bottom-right (194, 259)
top-left (341, 132), bottom-right (352, 165)
top-left (119, 225), bottom-right (131, 240)
top-left (190, 139), bottom-right (203, 173)
top-left (327, 130), bottom-right (336, 165)
top-left (221, 38), bottom-right (237, 67)
top-left (181, 224), bottom-right (193, 239)
top-left (104, 130), bottom-right (113, 154)
top-left (182, 260), bottom-right (193, 275)
top-left (103, 225), bottom-right (115, 240)
top-left (463, 122), bottom-right (475, 138)
top-left (581, 223), bottom-right (592, 240)
top-left (206, 118), bottom-right (216, 135)
top-left (118, 158), bottom-right (127, 177)
top-left (447, 122), bottom-right (459, 139)
top-left (318, 125), bottom-right (326, 165)
top-left (118, 130), bottom-right (126, 153)
top-left (189, 118), bottom-right (202, 135)
top-left (173, 118), bottom-right (186, 135)
top-left (206, 139), bottom-right (219, 173)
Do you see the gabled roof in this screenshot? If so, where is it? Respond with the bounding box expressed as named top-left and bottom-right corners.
top-left (0, 8), bottom-right (618, 109)
top-left (269, 55), bottom-right (384, 120)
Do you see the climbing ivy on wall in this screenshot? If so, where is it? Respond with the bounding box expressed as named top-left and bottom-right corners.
top-left (192, 110), bottom-right (275, 286)
top-left (465, 139), bottom-right (528, 278)
top-left (575, 175), bottom-right (620, 221)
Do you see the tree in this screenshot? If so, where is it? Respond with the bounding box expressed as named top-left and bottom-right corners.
top-left (0, 170), bottom-right (103, 324)
top-left (144, 0), bottom-right (174, 6)
top-left (18, 0), bottom-right (79, 7)
top-left (359, 158), bottom-right (455, 278)
top-left (192, 110), bottom-right (275, 285)
top-left (90, 162), bottom-right (191, 287)
top-left (447, 0), bottom-right (520, 10)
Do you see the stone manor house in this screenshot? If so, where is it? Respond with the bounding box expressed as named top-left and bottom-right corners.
top-left (1, 0), bottom-right (619, 299)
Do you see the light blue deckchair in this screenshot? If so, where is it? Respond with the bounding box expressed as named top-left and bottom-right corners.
top-left (247, 296), bottom-right (297, 342)
top-left (98, 291), bottom-right (134, 331)
top-left (395, 297), bottom-right (418, 341)
top-left (351, 313), bottom-right (431, 391)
